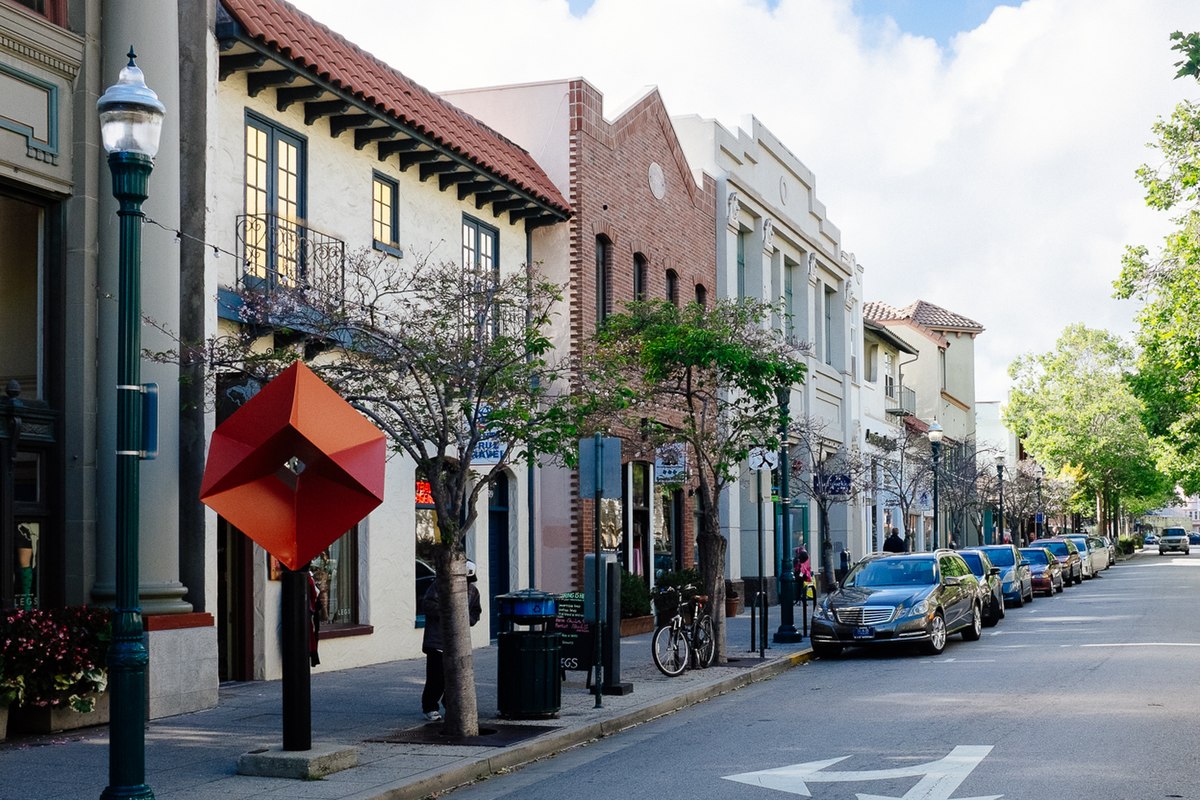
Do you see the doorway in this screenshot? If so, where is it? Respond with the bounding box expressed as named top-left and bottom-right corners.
top-left (487, 472), bottom-right (511, 638)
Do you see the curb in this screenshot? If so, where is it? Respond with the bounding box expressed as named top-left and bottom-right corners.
top-left (375, 648), bottom-right (813, 799)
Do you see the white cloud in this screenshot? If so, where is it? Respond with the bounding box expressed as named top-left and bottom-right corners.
top-left (292, 0), bottom-right (1198, 400)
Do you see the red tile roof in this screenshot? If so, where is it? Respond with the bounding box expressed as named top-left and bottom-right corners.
top-left (864, 299), bottom-right (983, 333)
top-left (220, 0), bottom-right (570, 216)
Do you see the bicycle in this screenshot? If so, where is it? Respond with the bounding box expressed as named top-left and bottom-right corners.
top-left (651, 585), bottom-right (716, 676)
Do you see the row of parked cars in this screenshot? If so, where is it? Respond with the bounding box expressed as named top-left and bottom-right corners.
top-left (810, 533), bottom-right (1115, 657)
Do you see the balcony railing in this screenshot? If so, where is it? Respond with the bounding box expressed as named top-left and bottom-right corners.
top-left (886, 384), bottom-right (916, 417)
top-left (235, 213), bottom-right (346, 301)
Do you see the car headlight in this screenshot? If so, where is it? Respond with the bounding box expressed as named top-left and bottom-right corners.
top-left (905, 599), bottom-right (930, 618)
top-left (813, 604), bottom-right (832, 621)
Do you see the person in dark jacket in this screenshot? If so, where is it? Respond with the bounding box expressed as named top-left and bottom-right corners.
top-left (421, 559), bottom-right (482, 721)
top-left (883, 527), bottom-right (906, 553)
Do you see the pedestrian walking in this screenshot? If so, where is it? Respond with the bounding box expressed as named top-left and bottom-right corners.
top-left (883, 527), bottom-right (906, 553)
top-left (421, 559), bottom-right (482, 721)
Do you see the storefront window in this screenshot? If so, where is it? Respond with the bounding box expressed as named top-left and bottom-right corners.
top-left (311, 528), bottom-right (357, 626)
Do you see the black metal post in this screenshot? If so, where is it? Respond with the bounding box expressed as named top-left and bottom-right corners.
top-left (997, 464), bottom-right (1005, 543)
top-left (931, 440), bottom-right (940, 549)
top-left (281, 568), bottom-right (312, 751)
top-left (773, 387), bottom-right (801, 643)
top-left (756, 469), bottom-right (765, 657)
top-left (592, 433), bottom-right (603, 708)
top-left (1036, 474), bottom-right (1043, 540)
top-left (102, 150), bottom-right (155, 800)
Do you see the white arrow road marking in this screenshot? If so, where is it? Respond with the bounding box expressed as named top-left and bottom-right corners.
top-left (723, 745), bottom-right (1000, 800)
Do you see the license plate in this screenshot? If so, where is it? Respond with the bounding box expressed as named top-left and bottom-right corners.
top-left (853, 626), bottom-right (874, 639)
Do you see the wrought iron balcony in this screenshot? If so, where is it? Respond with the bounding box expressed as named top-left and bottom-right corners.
top-left (235, 213), bottom-right (345, 301)
top-left (886, 384), bottom-right (916, 417)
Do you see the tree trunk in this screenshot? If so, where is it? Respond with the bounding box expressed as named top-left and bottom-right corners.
top-left (434, 549), bottom-right (478, 738)
top-left (695, 478), bottom-right (728, 663)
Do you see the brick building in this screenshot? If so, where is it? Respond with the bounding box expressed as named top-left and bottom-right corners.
top-left (445, 80), bottom-right (717, 592)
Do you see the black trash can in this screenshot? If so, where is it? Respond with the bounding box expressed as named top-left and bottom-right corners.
top-left (495, 590), bottom-right (561, 719)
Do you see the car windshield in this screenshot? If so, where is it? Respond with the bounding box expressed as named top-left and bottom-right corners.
top-left (845, 557), bottom-right (936, 587)
top-left (983, 547), bottom-right (1015, 566)
top-left (1020, 549), bottom-right (1049, 564)
top-left (1068, 537), bottom-right (1089, 550)
top-left (1164, 529), bottom-right (1186, 537)
top-left (1041, 541), bottom-right (1068, 556)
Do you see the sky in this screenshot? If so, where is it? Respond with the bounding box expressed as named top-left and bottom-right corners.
top-left (288, 0), bottom-right (1199, 402)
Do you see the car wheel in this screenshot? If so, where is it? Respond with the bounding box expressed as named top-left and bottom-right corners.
top-left (1055, 577), bottom-right (1064, 593)
top-left (1010, 591), bottom-right (1024, 608)
top-left (923, 613), bottom-right (947, 655)
top-left (996, 596), bottom-right (1006, 619)
top-left (811, 641), bottom-right (842, 658)
top-left (962, 604), bottom-right (982, 641)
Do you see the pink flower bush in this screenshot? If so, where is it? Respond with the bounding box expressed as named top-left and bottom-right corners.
top-left (0, 606), bottom-right (111, 712)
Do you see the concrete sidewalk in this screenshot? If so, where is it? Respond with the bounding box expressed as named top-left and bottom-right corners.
top-left (0, 612), bottom-right (812, 800)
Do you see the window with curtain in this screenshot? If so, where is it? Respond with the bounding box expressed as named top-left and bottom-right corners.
top-left (372, 172), bottom-right (400, 256)
top-left (244, 114), bottom-right (306, 287)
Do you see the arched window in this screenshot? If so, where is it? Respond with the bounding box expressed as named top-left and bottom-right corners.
top-left (633, 253), bottom-right (647, 302)
top-left (595, 236), bottom-right (612, 324)
top-left (695, 284), bottom-right (707, 308)
top-left (665, 269), bottom-right (679, 307)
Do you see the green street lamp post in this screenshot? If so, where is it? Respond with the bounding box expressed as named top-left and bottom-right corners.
top-left (995, 454), bottom-right (1006, 545)
top-left (1036, 464), bottom-right (1045, 540)
top-left (773, 386), bottom-right (802, 643)
top-left (98, 48), bottom-right (164, 800)
top-left (928, 421), bottom-right (943, 550)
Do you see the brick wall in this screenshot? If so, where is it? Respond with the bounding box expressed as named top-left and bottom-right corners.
top-left (566, 80), bottom-right (717, 588)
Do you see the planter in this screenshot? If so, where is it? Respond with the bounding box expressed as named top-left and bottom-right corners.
top-left (11, 692), bottom-right (109, 735)
top-left (619, 615), bottom-right (655, 637)
top-left (0, 704), bottom-right (8, 742)
top-left (725, 596), bottom-right (742, 618)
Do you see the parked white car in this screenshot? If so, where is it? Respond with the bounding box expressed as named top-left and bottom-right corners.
top-left (1065, 534), bottom-right (1106, 577)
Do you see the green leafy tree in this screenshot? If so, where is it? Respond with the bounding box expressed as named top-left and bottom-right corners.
top-left (186, 249), bottom-right (577, 737)
top-left (1004, 325), bottom-right (1170, 537)
top-left (1115, 30), bottom-right (1200, 493)
top-left (584, 299), bottom-right (806, 661)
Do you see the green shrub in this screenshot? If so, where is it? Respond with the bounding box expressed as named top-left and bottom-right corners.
top-left (619, 567), bottom-right (652, 618)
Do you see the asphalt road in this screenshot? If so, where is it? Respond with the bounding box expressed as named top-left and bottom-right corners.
top-left (442, 549), bottom-right (1200, 800)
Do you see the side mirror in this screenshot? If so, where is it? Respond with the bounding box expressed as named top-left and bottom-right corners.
top-left (944, 575), bottom-right (961, 586)
top-left (988, 566), bottom-right (1001, 577)
top-left (1019, 560), bottom-right (1030, 567)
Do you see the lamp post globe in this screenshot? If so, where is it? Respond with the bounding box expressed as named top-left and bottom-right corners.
top-left (98, 47), bottom-right (163, 800)
top-left (927, 422), bottom-right (943, 549)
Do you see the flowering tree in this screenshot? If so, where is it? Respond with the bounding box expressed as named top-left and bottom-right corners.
top-left (183, 249), bottom-right (578, 737)
top-left (786, 414), bottom-right (873, 591)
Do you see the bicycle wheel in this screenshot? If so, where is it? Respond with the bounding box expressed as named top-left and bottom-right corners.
top-left (692, 614), bottom-right (716, 668)
top-left (652, 625), bottom-right (690, 676)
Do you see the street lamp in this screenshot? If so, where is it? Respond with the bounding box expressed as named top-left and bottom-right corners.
top-left (928, 421), bottom-right (943, 549)
top-left (994, 454), bottom-right (1006, 545)
top-left (1036, 464), bottom-right (1045, 540)
top-left (98, 48), bottom-right (164, 800)
top-left (773, 385), bottom-right (801, 643)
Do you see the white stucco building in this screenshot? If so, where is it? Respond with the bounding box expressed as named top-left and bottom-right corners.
top-left (673, 114), bottom-right (864, 589)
